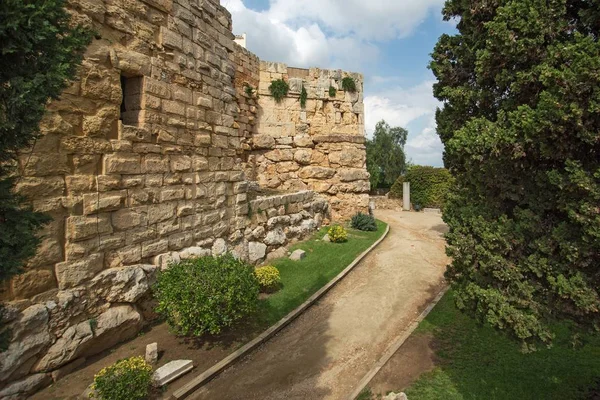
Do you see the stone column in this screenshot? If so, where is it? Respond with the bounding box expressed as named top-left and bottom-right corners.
top-left (403, 182), bottom-right (411, 211)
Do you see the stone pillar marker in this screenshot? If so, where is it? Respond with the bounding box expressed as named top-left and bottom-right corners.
top-left (403, 182), bottom-right (411, 211)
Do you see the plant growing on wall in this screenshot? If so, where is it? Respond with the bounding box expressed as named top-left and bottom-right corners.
top-left (431, 0), bottom-right (600, 349)
top-left (300, 85), bottom-right (308, 108)
top-left (269, 79), bottom-right (289, 103)
top-left (341, 77), bottom-right (357, 93)
top-left (329, 86), bottom-right (337, 97)
top-left (244, 84), bottom-right (254, 97)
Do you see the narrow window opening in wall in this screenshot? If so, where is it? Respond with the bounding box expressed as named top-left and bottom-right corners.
top-left (120, 75), bottom-right (143, 126)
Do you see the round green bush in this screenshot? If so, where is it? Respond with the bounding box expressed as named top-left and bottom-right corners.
top-left (254, 265), bottom-right (281, 292)
top-left (91, 356), bottom-right (153, 400)
top-left (390, 166), bottom-right (454, 209)
top-left (154, 254), bottom-right (260, 336)
top-left (328, 225), bottom-right (348, 243)
top-left (351, 212), bottom-right (377, 232)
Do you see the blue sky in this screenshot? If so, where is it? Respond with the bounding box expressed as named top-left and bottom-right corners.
top-left (223, 0), bottom-right (457, 166)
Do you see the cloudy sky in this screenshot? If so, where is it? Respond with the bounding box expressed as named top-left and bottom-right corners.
top-left (223, 0), bottom-right (456, 166)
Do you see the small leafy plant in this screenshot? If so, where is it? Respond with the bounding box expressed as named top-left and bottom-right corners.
top-left (328, 225), bottom-right (348, 243)
top-left (154, 254), bottom-right (260, 336)
top-left (300, 85), bottom-right (308, 108)
top-left (91, 356), bottom-right (153, 400)
top-left (329, 86), bottom-right (337, 97)
top-left (341, 77), bottom-right (357, 92)
top-left (254, 265), bottom-right (281, 292)
top-left (351, 213), bottom-right (377, 232)
top-left (269, 79), bottom-right (289, 102)
top-left (244, 84), bottom-right (254, 97)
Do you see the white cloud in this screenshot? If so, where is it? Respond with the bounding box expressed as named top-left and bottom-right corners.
top-left (406, 117), bottom-right (445, 166)
top-left (227, 0), bottom-right (379, 69)
top-left (267, 0), bottom-right (446, 41)
top-left (364, 80), bottom-right (439, 136)
top-left (365, 81), bottom-right (444, 166)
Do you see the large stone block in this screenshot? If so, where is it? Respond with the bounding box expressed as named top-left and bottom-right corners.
top-left (298, 166), bottom-right (336, 179)
top-left (66, 215), bottom-right (112, 241)
top-left (55, 253), bottom-right (104, 289)
top-left (103, 153), bottom-right (141, 174)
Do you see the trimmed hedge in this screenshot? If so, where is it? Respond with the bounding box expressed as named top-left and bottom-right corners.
top-left (390, 166), bottom-right (453, 209)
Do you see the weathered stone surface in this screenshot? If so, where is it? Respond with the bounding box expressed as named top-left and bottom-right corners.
top-left (289, 249), bottom-right (306, 261)
top-left (211, 238), bottom-right (227, 256)
top-left (298, 166), bottom-right (336, 179)
top-left (338, 168), bottom-right (370, 182)
top-left (0, 373), bottom-right (52, 398)
top-left (35, 306), bottom-right (142, 375)
top-left (145, 343), bottom-right (158, 364)
top-left (179, 246), bottom-right (211, 259)
top-left (89, 265), bottom-right (158, 303)
top-left (33, 320), bottom-right (94, 372)
top-left (55, 253), bottom-right (104, 290)
top-left (252, 135), bottom-right (276, 149)
top-left (153, 360), bottom-right (193, 386)
top-left (264, 228), bottom-right (286, 246)
top-left (80, 305), bottom-right (143, 357)
top-left (0, 305), bottom-right (50, 382)
top-left (248, 242), bottom-right (267, 263)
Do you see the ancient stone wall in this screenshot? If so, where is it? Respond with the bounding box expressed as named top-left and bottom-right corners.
top-left (0, 0), bottom-right (367, 396)
top-left (248, 62), bottom-right (370, 220)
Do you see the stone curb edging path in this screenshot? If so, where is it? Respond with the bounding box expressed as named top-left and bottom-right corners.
top-left (346, 286), bottom-right (449, 400)
top-left (171, 224), bottom-right (391, 400)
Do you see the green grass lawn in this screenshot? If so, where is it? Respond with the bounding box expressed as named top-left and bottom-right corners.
top-left (257, 220), bottom-right (387, 326)
top-left (402, 291), bottom-right (600, 400)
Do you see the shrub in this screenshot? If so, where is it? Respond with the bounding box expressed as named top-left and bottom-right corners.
top-left (341, 76), bottom-right (357, 92)
top-left (328, 225), bottom-right (348, 243)
top-left (254, 265), bottom-right (281, 292)
top-left (91, 356), bottom-right (153, 400)
top-left (351, 213), bottom-right (377, 232)
top-left (390, 166), bottom-right (454, 209)
top-left (269, 79), bottom-right (289, 102)
top-left (154, 254), bottom-right (259, 336)
top-left (329, 86), bottom-right (337, 97)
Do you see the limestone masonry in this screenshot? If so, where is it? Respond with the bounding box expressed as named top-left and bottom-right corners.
top-left (0, 0), bottom-right (369, 397)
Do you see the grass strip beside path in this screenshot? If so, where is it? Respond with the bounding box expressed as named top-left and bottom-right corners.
top-left (258, 220), bottom-right (388, 327)
top-left (403, 291), bottom-right (600, 400)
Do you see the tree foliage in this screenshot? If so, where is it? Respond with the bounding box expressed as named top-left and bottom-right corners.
top-left (366, 120), bottom-right (408, 189)
top-left (0, 0), bottom-right (92, 282)
top-left (431, 0), bottom-right (600, 349)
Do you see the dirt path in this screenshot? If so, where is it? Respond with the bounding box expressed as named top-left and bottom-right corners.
top-left (188, 210), bottom-right (449, 400)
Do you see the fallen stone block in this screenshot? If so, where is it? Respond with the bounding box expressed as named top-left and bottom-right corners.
top-left (323, 234), bottom-right (331, 242)
top-left (383, 392), bottom-right (408, 400)
top-left (289, 249), bottom-right (306, 261)
top-left (153, 360), bottom-right (193, 386)
top-left (145, 342), bottom-right (158, 364)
